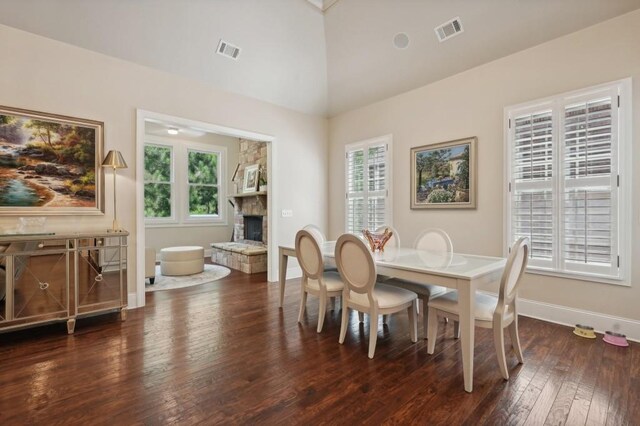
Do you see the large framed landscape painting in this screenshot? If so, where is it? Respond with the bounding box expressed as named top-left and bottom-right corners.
top-left (410, 136), bottom-right (477, 209)
top-left (0, 106), bottom-right (104, 215)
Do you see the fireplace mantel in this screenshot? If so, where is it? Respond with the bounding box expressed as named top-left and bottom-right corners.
top-left (228, 191), bottom-right (267, 199)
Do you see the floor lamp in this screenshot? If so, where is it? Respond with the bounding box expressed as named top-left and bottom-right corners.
top-left (102, 150), bottom-right (128, 232)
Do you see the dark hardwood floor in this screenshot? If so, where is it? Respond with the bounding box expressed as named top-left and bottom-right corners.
top-left (0, 268), bottom-right (638, 425)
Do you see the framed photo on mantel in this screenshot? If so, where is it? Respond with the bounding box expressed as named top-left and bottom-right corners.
top-left (242, 164), bottom-right (260, 193)
top-left (0, 105), bottom-right (104, 215)
top-left (410, 136), bottom-right (477, 209)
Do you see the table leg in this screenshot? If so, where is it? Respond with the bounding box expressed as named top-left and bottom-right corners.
top-left (458, 278), bottom-right (476, 393)
top-left (279, 248), bottom-right (289, 308)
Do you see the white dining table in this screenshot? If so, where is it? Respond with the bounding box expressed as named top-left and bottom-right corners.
top-left (278, 241), bottom-right (506, 393)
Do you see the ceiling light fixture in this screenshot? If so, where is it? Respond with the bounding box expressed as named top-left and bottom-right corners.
top-left (393, 33), bottom-right (410, 49)
top-left (167, 128), bottom-right (179, 135)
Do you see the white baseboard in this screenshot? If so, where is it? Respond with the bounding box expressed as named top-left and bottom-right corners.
top-left (128, 292), bottom-right (139, 309)
top-left (517, 297), bottom-right (640, 343)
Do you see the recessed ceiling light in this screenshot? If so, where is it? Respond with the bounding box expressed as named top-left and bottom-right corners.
top-left (167, 128), bottom-right (179, 135)
top-left (393, 33), bottom-right (410, 49)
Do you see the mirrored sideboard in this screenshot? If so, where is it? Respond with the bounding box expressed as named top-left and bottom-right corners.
top-left (0, 231), bottom-right (128, 335)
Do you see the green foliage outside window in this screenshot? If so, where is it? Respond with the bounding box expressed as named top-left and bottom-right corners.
top-left (144, 145), bottom-right (172, 218)
top-left (188, 150), bottom-right (219, 216)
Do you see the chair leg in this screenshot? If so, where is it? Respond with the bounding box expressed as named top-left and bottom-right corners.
top-left (382, 314), bottom-right (388, 325)
top-left (416, 299), bottom-right (421, 316)
top-left (494, 325), bottom-right (509, 380)
top-left (422, 300), bottom-right (429, 340)
top-left (317, 292), bottom-right (327, 333)
top-left (408, 301), bottom-right (417, 343)
top-left (453, 320), bottom-right (461, 339)
top-left (330, 296), bottom-right (336, 311)
top-left (297, 290), bottom-right (307, 323)
top-left (339, 305), bottom-right (348, 344)
top-left (368, 313), bottom-right (378, 359)
top-left (426, 309), bottom-right (438, 354)
top-left (508, 317), bottom-right (524, 363)
top-left (358, 312), bottom-right (364, 323)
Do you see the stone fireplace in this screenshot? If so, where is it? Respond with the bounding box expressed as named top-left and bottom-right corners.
top-left (210, 139), bottom-right (268, 274)
top-left (244, 215), bottom-right (263, 242)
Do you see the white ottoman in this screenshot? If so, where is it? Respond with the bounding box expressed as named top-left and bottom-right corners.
top-left (160, 246), bottom-right (204, 276)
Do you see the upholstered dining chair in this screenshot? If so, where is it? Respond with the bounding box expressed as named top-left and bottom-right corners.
top-left (335, 233), bottom-right (418, 358)
top-left (426, 237), bottom-right (529, 380)
top-left (303, 224), bottom-right (337, 271)
top-left (302, 224), bottom-right (327, 244)
top-left (296, 229), bottom-right (344, 333)
top-left (374, 225), bottom-right (401, 249)
top-left (373, 225), bottom-right (401, 289)
top-left (384, 228), bottom-right (452, 336)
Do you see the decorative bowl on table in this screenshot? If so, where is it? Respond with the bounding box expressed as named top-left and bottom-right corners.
top-left (362, 228), bottom-right (393, 252)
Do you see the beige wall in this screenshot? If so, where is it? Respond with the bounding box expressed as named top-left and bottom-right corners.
top-left (328, 11), bottom-right (640, 320)
top-left (0, 24), bottom-right (329, 293)
top-left (144, 132), bottom-right (240, 253)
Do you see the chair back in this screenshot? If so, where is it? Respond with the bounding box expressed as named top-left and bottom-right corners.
top-left (295, 230), bottom-right (324, 280)
top-left (335, 234), bottom-right (377, 299)
top-left (375, 225), bottom-right (401, 248)
top-left (497, 237), bottom-right (529, 310)
top-left (413, 228), bottom-right (453, 253)
top-left (302, 224), bottom-right (326, 244)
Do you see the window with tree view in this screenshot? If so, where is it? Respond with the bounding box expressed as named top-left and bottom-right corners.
top-left (188, 149), bottom-right (219, 217)
top-left (144, 144), bottom-right (173, 219)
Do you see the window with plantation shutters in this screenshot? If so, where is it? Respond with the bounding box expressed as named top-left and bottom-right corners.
top-left (345, 136), bottom-right (392, 234)
top-left (505, 80), bottom-right (631, 285)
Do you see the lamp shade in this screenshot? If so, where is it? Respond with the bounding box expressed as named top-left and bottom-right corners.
top-left (101, 150), bottom-right (128, 169)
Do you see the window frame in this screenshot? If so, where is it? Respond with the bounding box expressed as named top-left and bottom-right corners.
top-left (143, 140), bottom-right (176, 225)
top-left (183, 144), bottom-right (226, 224)
top-left (344, 134), bottom-right (393, 234)
top-left (503, 79), bottom-right (632, 286)
top-left (144, 136), bottom-right (227, 227)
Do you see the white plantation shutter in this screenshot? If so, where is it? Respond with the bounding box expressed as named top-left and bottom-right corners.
top-left (561, 94), bottom-right (618, 276)
top-left (510, 109), bottom-right (554, 268)
top-left (506, 80), bottom-right (629, 283)
top-left (345, 136), bottom-right (392, 234)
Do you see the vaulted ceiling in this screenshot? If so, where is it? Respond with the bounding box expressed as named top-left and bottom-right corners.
top-left (1, 0), bottom-right (638, 116)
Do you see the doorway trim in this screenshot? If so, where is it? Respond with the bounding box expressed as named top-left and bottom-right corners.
top-left (134, 109), bottom-right (277, 308)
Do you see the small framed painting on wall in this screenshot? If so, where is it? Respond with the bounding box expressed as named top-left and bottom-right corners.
top-left (410, 136), bottom-right (477, 209)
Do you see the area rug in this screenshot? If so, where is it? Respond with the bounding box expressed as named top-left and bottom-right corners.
top-left (146, 264), bottom-right (231, 292)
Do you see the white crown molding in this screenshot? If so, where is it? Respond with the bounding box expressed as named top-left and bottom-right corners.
top-left (305, 0), bottom-right (340, 12)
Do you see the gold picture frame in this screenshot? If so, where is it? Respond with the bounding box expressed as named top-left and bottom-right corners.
top-left (0, 105), bottom-right (104, 215)
top-left (410, 136), bottom-right (477, 209)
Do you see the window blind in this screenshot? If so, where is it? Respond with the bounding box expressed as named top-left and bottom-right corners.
top-left (561, 97), bottom-right (617, 276)
top-left (506, 80), bottom-right (628, 283)
top-left (345, 138), bottom-right (391, 234)
top-left (511, 111), bottom-right (554, 268)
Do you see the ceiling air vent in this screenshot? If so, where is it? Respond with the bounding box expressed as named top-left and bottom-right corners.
top-left (435, 17), bottom-right (463, 42)
top-left (216, 39), bottom-right (241, 60)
